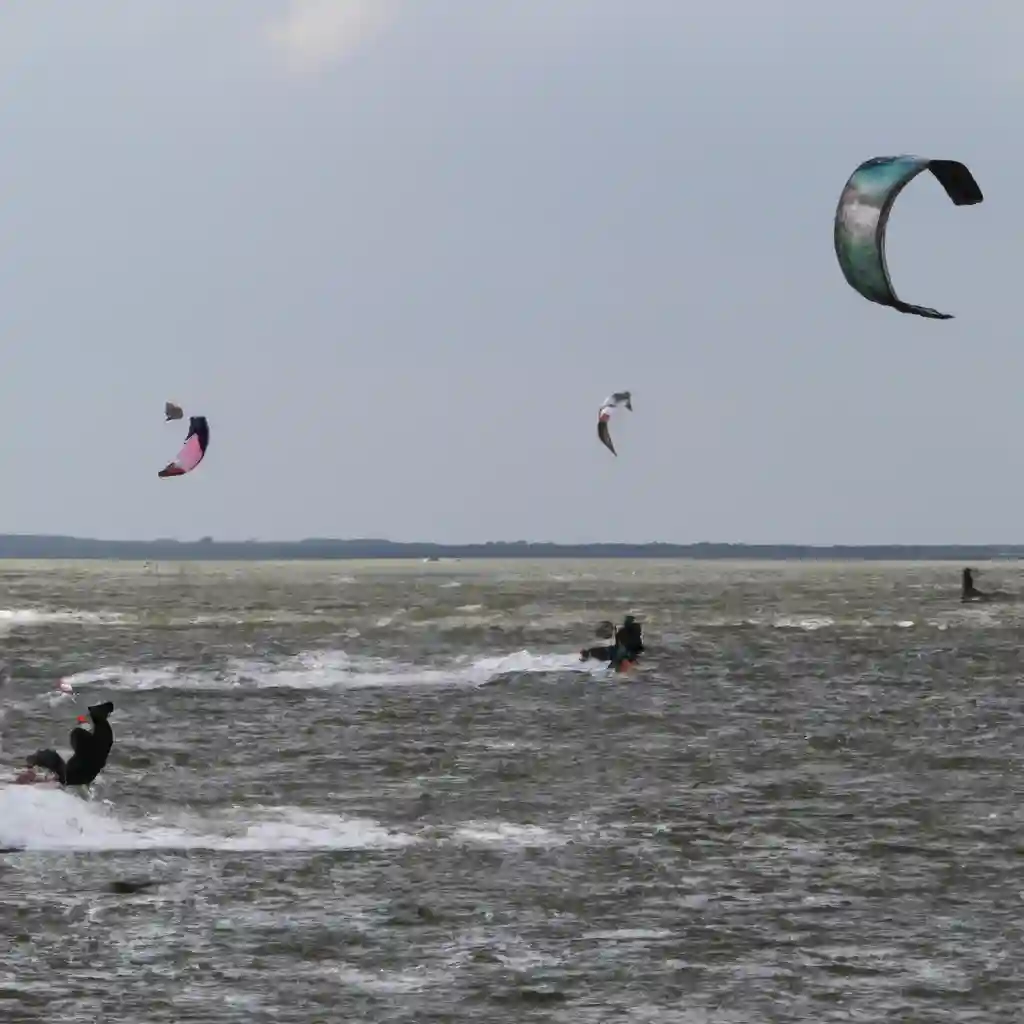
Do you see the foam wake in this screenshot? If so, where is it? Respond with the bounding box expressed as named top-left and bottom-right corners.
top-left (61, 649), bottom-right (604, 694)
top-left (0, 607), bottom-right (123, 629)
top-left (0, 788), bottom-right (581, 854)
top-left (0, 786), bottom-right (413, 852)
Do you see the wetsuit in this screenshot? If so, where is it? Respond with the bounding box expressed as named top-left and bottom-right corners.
top-left (616, 622), bottom-right (644, 658)
top-left (26, 701), bottom-right (115, 786)
top-left (962, 568), bottom-right (987, 603)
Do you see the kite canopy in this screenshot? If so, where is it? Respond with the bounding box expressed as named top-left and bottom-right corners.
top-left (597, 391), bottom-right (632, 456)
top-left (159, 416), bottom-right (209, 478)
top-left (834, 155), bottom-right (983, 319)
top-left (164, 402), bottom-right (183, 421)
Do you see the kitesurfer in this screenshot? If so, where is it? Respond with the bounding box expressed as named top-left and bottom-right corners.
top-left (23, 701), bottom-right (115, 786)
top-left (580, 615), bottom-right (645, 665)
top-left (962, 567), bottom-right (988, 603)
top-left (616, 615), bottom-right (644, 658)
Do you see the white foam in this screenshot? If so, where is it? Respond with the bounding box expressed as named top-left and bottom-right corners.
top-left (451, 821), bottom-right (571, 848)
top-left (216, 809), bottom-right (413, 851)
top-left (0, 787), bottom-right (579, 855)
top-left (320, 967), bottom-right (437, 994)
top-left (60, 649), bottom-right (604, 695)
top-left (0, 787), bottom-right (414, 852)
top-left (772, 615), bottom-right (836, 631)
top-left (583, 928), bottom-right (675, 941)
top-left (179, 612), bottom-right (326, 627)
top-left (62, 665), bottom-right (179, 690)
top-left (0, 608), bottom-right (123, 629)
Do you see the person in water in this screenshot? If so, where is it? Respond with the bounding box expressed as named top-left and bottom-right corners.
top-left (23, 700), bottom-right (115, 786)
top-left (616, 615), bottom-right (644, 658)
top-left (962, 567), bottom-right (988, 603)
top-left (580, 615), bottom-right (644, 664)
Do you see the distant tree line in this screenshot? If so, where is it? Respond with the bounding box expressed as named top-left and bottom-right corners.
top-left (0, 534), bottom-right (1017, 561)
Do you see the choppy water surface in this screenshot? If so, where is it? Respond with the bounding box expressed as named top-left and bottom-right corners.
top-left (1, 558), bottom-right (1023, 1022)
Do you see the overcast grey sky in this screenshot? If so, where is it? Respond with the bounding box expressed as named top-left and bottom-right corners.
top-left (0, 1), bottom-right (1021, 544)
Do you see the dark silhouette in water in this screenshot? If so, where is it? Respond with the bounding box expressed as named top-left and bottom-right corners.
top-left (580, 616), bottom-right (645, 667)
top-left (25, 701), bottom-right (115, 786)
top-left (962, 567), bottom-right (988, 602)
top-left (959, 567), bottom-right (1020, 604)
top-left (580, 644), bottom-right (618, 663)
top-left (108, 879), bottom-right (161, 895)
top-left (616, 616), bottom-right (644, 658)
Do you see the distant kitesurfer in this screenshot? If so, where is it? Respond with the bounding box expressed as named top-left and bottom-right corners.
top-left (21, 701), bottom-right (115, 786)
top-left (961, 567), bottom-right (989, 603)
top-left (580, 615), bottom-right (645, 666)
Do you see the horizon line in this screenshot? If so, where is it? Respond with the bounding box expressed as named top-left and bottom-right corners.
top-left (3, 532), bottom-right (1024, 545)
top-left (0, 533), bottom-right (1018, 560)
top-left (1, 533), bottom-right (1024, 547)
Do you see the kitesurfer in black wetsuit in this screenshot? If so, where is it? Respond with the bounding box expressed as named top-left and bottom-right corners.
top-left (962, 567), bottom-right (988, 603)
top-left (616, 616), bottom-right (644, 659)
top-left (580, 616), bottom-right (645, 664)
top-left (25, 701), bottom-right (115, 786)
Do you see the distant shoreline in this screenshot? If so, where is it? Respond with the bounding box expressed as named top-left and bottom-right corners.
top-left (0, 535), bottom-right (1019, 562)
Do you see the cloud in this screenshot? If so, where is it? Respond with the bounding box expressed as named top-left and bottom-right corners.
top-left (266, 0), bottom-right (393, 75)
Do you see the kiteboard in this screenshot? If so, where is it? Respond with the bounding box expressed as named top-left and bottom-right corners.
top-left (612, 659), bottom-right (636, 675)
top-left (12, 768), bottom-right (58, 787)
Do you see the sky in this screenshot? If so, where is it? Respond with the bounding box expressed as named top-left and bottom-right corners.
top-left (0, 0), bottom-right (1022, 545)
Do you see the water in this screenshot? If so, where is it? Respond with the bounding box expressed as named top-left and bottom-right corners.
top-left (0, 558), bottom-right (1021, 1022)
